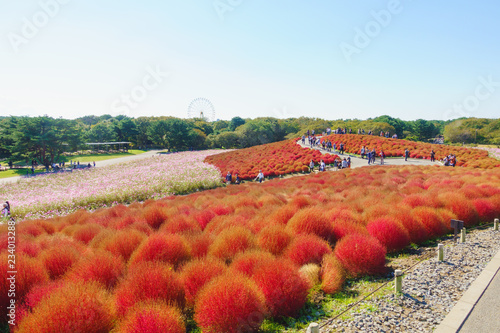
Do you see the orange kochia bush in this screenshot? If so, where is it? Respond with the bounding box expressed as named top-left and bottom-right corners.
top-left (322, 134), bottom-right (500, 169)
top-left (205, 138), bottom-right (339, 180)
top-left (3, 164), bottom-right (500, 331)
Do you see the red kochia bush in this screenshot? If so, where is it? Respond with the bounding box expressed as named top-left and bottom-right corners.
top-left (334, 234), bottom-right (387, 278)
top-left (102, 229), bottom-right (146, 262)
top-left (114, 262), bottom-right (185, 317)
top-left (284, 234), bottom-right (332, 266)
top-left (129, 233), bottom-right (191, 269)
top-left (367, 217), bottom-right (411, 253)
top-left (473, 198), bottom-right (496, 222)
top-left (67, 250), bottom-right (125, 289)
top-left (0, 253), bottom-right (49, 311)
top-left (286, 206), bottom-right (334, 242)
top-left (230, 250), bottom-right (275, 276)
top-left (72, 223), bottom-right (103, 244)
top-left (40, 245), bottom-right (81, 279)
top-left (256, 225), bottom-right (292, 255)
top-left (115, 301), bottom-right (185, 333)
top-left (17, 281), bottom-right (114, 333)
top-left (251, 258), bottom-right (309, 318)
top-left (208, 226), bottom-right (256, 262)
top-left (141, 204), bottom-right (168, 229)
top-left (23, 281), bottom-right (64, 309)
top-left (412, 207), bottom-right (448, 239)
top-left (321, 254), bottom-right (346, 295)
top-left (180, 257), bottom-right (227, 307)
top-left (194, 273), bottom-right (267, 333)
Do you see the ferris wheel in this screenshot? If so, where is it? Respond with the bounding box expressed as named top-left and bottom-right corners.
top-left (187, 98), bottom-right (216, 122)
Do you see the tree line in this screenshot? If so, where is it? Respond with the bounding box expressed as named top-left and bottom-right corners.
top-left (0, 114), bottom-right (490, 165)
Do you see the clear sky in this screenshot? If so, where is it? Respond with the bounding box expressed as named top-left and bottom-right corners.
top-left (1, 0), bottom-right (499, 121)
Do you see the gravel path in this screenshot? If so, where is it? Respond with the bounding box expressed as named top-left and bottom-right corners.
top-left (318, 227), bottom-right (500, 333)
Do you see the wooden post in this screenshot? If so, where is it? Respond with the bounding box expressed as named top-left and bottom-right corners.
top-left (494, 218), bottom-right (499, 231)
top-left (460, 227), bottom-right (466, 243)
top-left (308, 322), bottom-right (319, 333)
top-left (437, 243), bottom-right (444, 261)
top-left (395, 270), bottom-right (403, 294)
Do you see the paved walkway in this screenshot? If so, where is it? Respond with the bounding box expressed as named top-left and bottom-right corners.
top-left (0, 150), bottom-right (161, 185)
top-left (297, 139), bottom-right (439, 169)
top-left (435, 246), bottom-right (500, 333)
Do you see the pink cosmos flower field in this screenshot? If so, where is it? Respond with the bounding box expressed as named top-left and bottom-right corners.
top-left (0, 150), bottom-right (226, 219)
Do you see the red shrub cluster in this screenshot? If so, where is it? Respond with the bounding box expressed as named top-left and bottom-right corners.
top-left (180, 257), bottom-right (227, 307)
top-left (251, 258), bottom-right (310, 318)
top-left (114, 262), bottom-right (185, 317)
top-left (4, 161), bottom-right (500, 330)
top-left (194, 273), bottom-right (267, 333)
top-left (334, 234), bottom-right (387, 278)
top-left (205, 138), bottom-right (339, 179)
top-left (17, 281), bottom-right (114, 333)
top-left (115, 301), bottom-right (185, 333)
top-left (129, 233), bottom-right (191, 269)
top-left (284, 234), bottom-right (332, 266)
top-left (367, 217), bottom-right (411, 253)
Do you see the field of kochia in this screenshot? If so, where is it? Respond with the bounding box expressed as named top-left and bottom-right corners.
top-left (2, 159), bottom-right (499, 332)
top-left (321, 134), bottom-right (500, 169)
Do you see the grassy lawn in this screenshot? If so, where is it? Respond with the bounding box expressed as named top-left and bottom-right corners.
top-left (0, 150), bottom-right (147, 179)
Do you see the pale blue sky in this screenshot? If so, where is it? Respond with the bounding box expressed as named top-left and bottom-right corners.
top-left (1, 0), bottom-right (499, 121)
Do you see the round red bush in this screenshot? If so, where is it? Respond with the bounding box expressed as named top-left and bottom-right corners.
top-left (207, 227), bottom-right (256, 262)
top-left (334, 234), bottom-right (386, 278)
top-left (129, 233), bottom-right (191, 269)
top-left (251, 258), bottom-right (309, 318)
top-left (17, 281), bottom-right (114, 333)
top-left (194, 273), bottom-right (267, 333)
top-left (230, 250), bottom-right (275, 276)
top-left (180, 257), bottom-right (226, 307)
top-left (115, 301), bottom-right (185, 333)
top-left (367, 217), bottom-right (411, 253)
top-left (286, 206), bottom-right (334, 241)
top-left (256, 225), bottom-right (292, 255)
top-left (66, 250), bottom-right (125, 289)
top-left (114, 262), bottom-right (185, 317)
top-left (283, 234), bottom-right (332, 266)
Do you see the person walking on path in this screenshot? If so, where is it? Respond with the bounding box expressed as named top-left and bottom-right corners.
top-left (234, 173), bottom-right (241, 184)
top-left (309, 160), bottom-right (315, 172)
top-left (360, 146), bottom-right (365, 159)
top-left (371, 149), bottom-right (376, 164)
top-left (379, 150), bottom-right (385, 165)
top-left (225, 171), bottom-right (232, 185)
top-left (404, 148), bottom-right (410, 161)
top-left (367, 150), bottom-right (372, 165)
top-left (255, 170), bottom-right (264, 183)
top-left (430, 150), bottom-right (435, 162)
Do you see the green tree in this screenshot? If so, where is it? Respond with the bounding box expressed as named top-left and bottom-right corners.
top-left (86, 121), bottom-right (117, 143)
top-left (229, 117), bottom-right (246, 131)
top-left (11, 116), bottom-right (82, 165)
